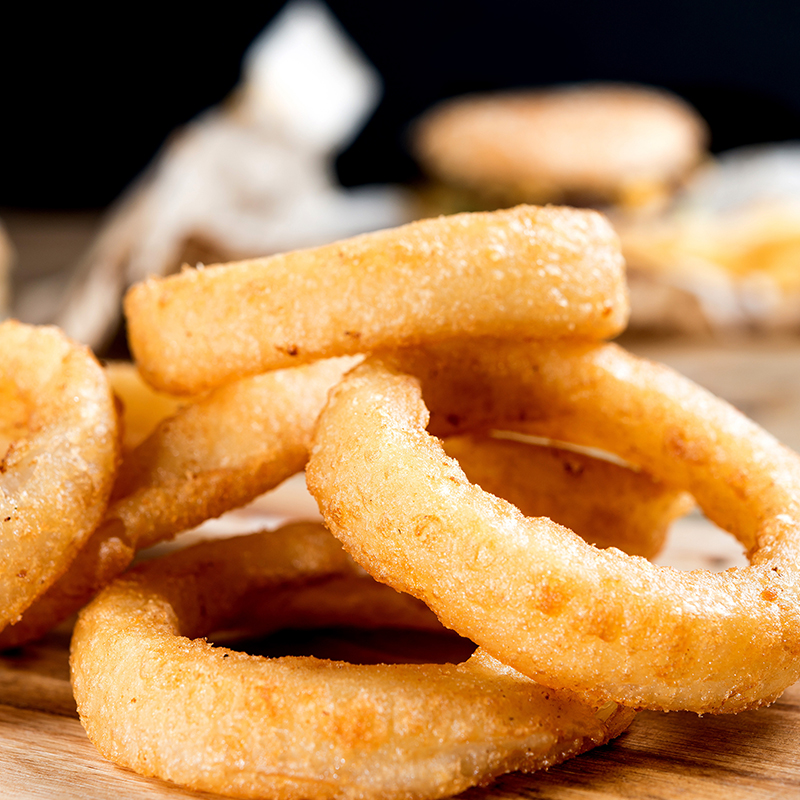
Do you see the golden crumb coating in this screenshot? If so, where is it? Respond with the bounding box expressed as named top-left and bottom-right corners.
top-left (307, 339), bottom-right (800, 714)
top-left (125, 205), bottom-right (628, 396)
top-left (0, 320), bottom-right (119, 635)
top-left (71, 524), bottom-right (635, 800)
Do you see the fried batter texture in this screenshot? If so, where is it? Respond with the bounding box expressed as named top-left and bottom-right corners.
top-left (307, 339), bottom-right (800, 714)
top-left (71, 523), bottom-right (634, 800)
top-left (124, 205), bottom-right (628, 395)
top-left (107, 355), bottom-right (357, 551)
top-left (0, 357), bottom-right (354, 649)
top-left (0, 320), bottom-right (119, 632)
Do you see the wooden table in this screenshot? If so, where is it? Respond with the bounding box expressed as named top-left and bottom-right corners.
top-left (4, 212), bottom-right (800, 798)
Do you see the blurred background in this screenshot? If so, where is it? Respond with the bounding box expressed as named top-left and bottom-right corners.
top-left (4, 0), bottom-right (800, 209)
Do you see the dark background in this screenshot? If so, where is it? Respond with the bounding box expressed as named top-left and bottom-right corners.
top-left (4, 0), bottom-right (800, 210)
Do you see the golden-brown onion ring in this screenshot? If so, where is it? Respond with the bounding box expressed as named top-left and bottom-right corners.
top-left (444, 434), bottom-right (692, 559)
top-left (0, 320), bottom-right (119, 632)
top-left (125, 205), bottom-right (628, 395)
top-left (71, 523), bottom-right (634, 800)
top-left (0, 357), bottom-right (354, 650)
top-left (108, 355), bottom-right (358, 551)
top-left (307, 340), bottom-right (800, 714)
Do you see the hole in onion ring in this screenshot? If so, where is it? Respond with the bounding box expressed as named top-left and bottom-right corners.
top-left (210, 626), bottom-right (477, 666)
top-left (483, 432), bottom-right (747, 570)
top-left (443, 431), bottom-right (693, 561)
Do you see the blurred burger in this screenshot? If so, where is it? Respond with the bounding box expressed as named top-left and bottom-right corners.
top-left (410, 82), bottom-right (709, 216)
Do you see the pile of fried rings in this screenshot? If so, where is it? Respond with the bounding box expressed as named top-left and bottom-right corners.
top-left (4, 204), bottom-right (800, 800)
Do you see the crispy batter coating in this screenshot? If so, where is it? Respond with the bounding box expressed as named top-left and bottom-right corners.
top-left (444, 434), bottom-right (692, 559)
top-left (124, 205), bottom-right (628, 395)
top-left (307, 339), bottom-right (800, 714)
top-left (0, 321), bottom-right (119, 633)
top-left (71, 523), bottom-right (634, 800)
top-left (0, 357), bottom-right (354, 649)
top-left (108, 356), bottom-right (358, 551)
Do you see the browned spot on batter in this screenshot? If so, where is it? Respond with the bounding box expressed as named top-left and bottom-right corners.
top-left (324, 503), bottom-right (345, 528)
top-left (664, 426), bottom-right (706, 463)
top-left (533, 585), bottom-right (566, 616)
top-left (560, 453), bottom-right (585, 476)
top-left (413, 515), bottom-right (440, 545)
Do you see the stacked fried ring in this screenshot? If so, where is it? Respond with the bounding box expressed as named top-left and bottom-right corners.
top-left (0, 355), bottom-right (357, 649)
top-left (0, 320), bottom-right (118, 632)
top-left (306, 340), bottom-right (800, 713)
top-left (6, 204), bottom-right (798, 798)
top-left (72, 523), bottom-right (635, 800)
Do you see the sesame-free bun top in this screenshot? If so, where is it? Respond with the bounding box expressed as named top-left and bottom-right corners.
top-left (412, 83), bottom-right (708, 209)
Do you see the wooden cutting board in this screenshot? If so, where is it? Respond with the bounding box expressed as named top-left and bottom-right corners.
top-left (4, 335), bottom-right (800, 798)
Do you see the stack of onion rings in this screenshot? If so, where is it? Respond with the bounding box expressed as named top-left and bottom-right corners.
top-left (306, 339), bottom-right (800, 713)
top-left (0, 356), bottom-right (356, 649)
top-left (2, 351), bottom-right (687, 652)
top-left (3, 202), bottom-right (789, 796)
top-left (2, 205), bottom-right (630, 649)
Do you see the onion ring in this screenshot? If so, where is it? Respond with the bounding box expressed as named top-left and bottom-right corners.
top-left (71, 522), bottom-right (634, 800)
top-left (443, 434), bottom-right (692, 559)
top-left (0, 357), bottom-right (353, 650)
top-left (0, 320), bottom-right (119, 633)
top-left (108, 355), bottom-right (357, 551)
top-left (307, 339), bottom-right (800, 713)
top-left (124, 205), bottom-right (628, 395)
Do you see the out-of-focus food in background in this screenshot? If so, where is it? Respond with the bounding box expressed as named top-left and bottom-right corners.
top-left (7, 2), bottom-right (800, 344)
top-left (619, 144), bottom-right (800, 332)
top-left (411, 83), bottom-right (710, 217)
top-left (14, 0), bottom-right (413, 353)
